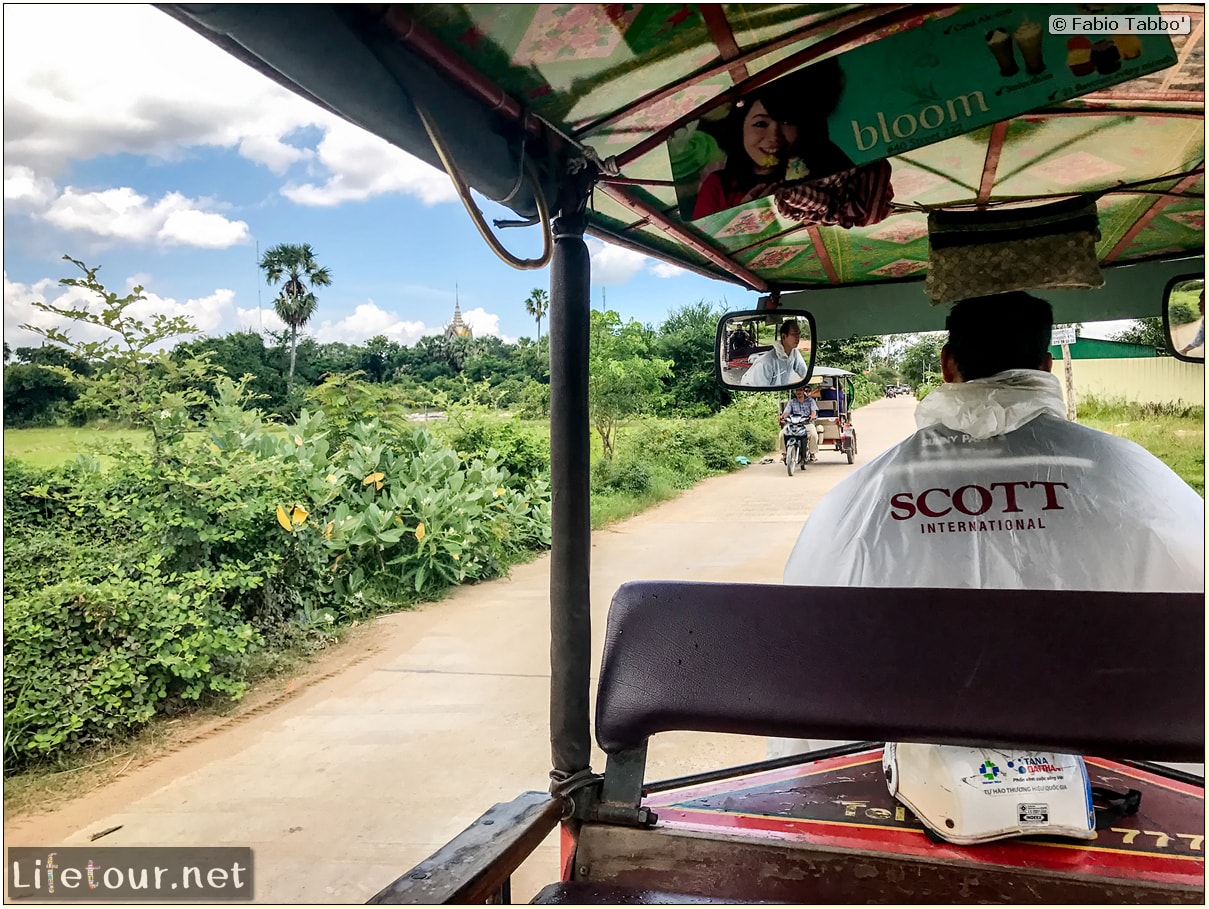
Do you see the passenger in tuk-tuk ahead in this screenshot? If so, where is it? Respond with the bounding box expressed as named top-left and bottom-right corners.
top-left (773, 290), bottom-right (1205, 766)
top-left (741, 319), bottom-right (807, 387)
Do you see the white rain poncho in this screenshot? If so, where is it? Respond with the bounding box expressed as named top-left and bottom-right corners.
top-left (772, 369), bottom-right (1205, 765)
top-left (741, 343), bottom-right (807, 387)
top-left (784, 369), bottom-right (1204, 591)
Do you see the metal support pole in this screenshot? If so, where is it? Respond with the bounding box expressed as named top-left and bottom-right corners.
top-left (548, 163), bottom-right (598, 798)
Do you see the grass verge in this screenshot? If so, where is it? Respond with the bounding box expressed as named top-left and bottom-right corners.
top-left (3, 622), bottom-right (375, 818)
top-left (1077, 396), bottom-right (1205, 495)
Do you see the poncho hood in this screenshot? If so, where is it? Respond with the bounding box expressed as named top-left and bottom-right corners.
top-left (914, 369), bottom-right (1066, 440)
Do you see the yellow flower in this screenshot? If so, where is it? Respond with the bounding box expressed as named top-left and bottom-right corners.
top-left (209, 443), bottom-right (221, 454)
top-left (326, 474), bottom-right (338, 484)
top-left (324, 521), bottom-right (334, 540)
top-left (291, 505), bottom-right (309, 526)
top-left (415, 523), bottom-right (426, 542)
top-left (451, 552), bottom-right (460, 561)
top-left (495, 487), bottom-right (505, 497)
top-left (276, 504), bottom-right (294, 533)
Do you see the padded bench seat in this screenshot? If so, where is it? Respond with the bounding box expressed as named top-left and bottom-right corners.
top-left (532, 881), bottom-right (773, 904)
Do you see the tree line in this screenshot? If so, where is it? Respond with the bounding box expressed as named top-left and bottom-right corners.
top-left (5, 247), bottom-right (955, 432)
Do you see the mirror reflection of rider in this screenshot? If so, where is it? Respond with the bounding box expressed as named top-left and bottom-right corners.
top-left (1178, 289), bottom-right (1205, 355)
top-left (741, 319), bottom-right (807, 387)
top-left (779, 386), bottom-right (819, 463)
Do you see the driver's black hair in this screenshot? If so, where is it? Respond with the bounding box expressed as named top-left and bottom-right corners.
top-left (779, 319), bottom-right (800, 339)
top-left (945, 292), bottom-right (1053, 380)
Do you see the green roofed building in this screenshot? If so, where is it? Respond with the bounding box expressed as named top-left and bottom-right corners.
top-left (1048, 337), bottom-right (1159, 360)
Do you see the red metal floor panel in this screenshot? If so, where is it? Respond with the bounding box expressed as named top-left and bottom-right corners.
top-left (645, 748), bottom-right (1204, 889)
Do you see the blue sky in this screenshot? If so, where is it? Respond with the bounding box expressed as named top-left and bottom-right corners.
top-left (2, 4), bottom-right (749, 354)
top-left (4, 4), bottom-right (1131, 353)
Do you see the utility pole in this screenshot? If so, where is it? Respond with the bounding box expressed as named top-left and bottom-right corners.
top-left (601, 286), bottom-right (606, 312)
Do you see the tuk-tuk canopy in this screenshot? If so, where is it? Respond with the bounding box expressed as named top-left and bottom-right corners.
top-left (159, 3), bottom-right (1204, 317)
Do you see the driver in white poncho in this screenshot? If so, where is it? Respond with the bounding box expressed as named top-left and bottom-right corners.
top-left (774, 291), bottom-right (1205, 771)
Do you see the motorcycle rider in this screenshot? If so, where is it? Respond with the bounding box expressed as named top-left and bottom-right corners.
top-left (778, 385), bottom-right (819, 463)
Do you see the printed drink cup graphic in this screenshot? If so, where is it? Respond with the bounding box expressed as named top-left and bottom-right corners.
top-left (1091, 38), bottom-right (1122, 74)
top-left (668, 126), bottom-right (724, 219)
top-left (1114, 34), bottom-right (1143, 60)
top-left (1066, 37), bottom-right (1095, 76)
top-left (1013, 21), bottom-right (1046, 75)
top-left (986, 28), bottom-right (1019, 77)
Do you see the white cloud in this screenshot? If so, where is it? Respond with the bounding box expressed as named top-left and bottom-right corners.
top-left (4, 270), bottom-right (234, 350)
top-left (311, 302), bottom-right (435, 346)
top-left (237, 135), bottom-right (315, 177)
top-left (460, 307), bottom-right (515, 344)
top-left (296, 301), bottom-right (513, 346)
top-left (159, 208), bottom-right (250, 249)
top-left (650, 261), bottom-right (687, 279)
top-left (235, 307), bottom-right (287, 335)
top-left (40, 187), bottom-right (250, 249)
top-left (280, 120), bottom-right (455, 207)
top-left (3, 165), bottom-right (56, 211)
top-left (586, 237), bottom-right (686, 284)
top-left (3, 5), bottom-right (318, 175)
top-left (587, 238), bottom-right (649, 285)
top-left (3, 4), bottom-right (457, 216)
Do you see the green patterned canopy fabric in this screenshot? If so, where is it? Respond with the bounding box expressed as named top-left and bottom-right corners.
top-left (162, 3), bottom-right (1203, 293)
top-left (407, 4), bottom-right (1204, 290)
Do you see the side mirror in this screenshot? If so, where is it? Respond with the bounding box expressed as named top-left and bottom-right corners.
top-left (714, 309), bottom-right (817, 391)
top-left (1163, 275), bottom-right (1205, 363)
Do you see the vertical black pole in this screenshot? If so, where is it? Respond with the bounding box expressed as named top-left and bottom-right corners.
top-left (548, 171), bottom-right (596, 793)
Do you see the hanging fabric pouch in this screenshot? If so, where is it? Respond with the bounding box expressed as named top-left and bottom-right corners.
top-left (925, 194), bottom-right (1104, 305)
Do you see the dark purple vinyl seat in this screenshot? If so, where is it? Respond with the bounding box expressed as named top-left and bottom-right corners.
top-left (595, 582), bottom-right (1204, 762)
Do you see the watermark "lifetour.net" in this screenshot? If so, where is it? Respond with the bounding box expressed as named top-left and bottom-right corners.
top-left (7, 847), bottom-right (253, 902)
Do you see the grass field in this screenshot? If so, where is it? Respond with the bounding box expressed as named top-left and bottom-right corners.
top-left (3, 426), bottom-right (151, 468)
top-left (1076, 397), bottom-right (1205, 495)
top-left (6, 400), bottom-right (1204, 496)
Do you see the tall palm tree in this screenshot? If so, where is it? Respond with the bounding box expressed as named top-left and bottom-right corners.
top-left (524, 288), bottom-right (549, 341)
top-left (259, 243), bottom-right (332, 390)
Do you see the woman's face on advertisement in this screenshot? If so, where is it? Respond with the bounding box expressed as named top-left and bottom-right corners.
top-left (742, 100), bottom-right (799, 174)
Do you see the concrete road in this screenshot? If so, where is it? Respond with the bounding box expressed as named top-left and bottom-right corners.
top-left (6, 395), bottom-right (920, 903)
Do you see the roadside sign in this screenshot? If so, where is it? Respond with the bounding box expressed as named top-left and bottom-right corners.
top-left (1051, 327), bottom-right (1076, 346)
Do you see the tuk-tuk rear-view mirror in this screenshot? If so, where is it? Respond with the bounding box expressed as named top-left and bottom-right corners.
top-left (1163, 276), bottom-right (1205, 364)
top-left (714, 309), bottom-right (817, 391)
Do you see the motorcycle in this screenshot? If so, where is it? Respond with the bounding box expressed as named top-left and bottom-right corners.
top-left (783, 414), bottom-right (815, 477)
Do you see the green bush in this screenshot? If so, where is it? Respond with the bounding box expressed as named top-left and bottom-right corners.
top-left (591, 455), bottom-right (654, 494)
top-left (438, 413), bottom-right (550, 482)
top-left (2, 385), bottom-right (555, 766)
top-left (1170, 300), bottom-right (1199, 327)
top-left (4, 566), bottom-right (260, 766)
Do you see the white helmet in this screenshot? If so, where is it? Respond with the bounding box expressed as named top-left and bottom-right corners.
top-left (883, 742), bottom-right (1095, 845)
